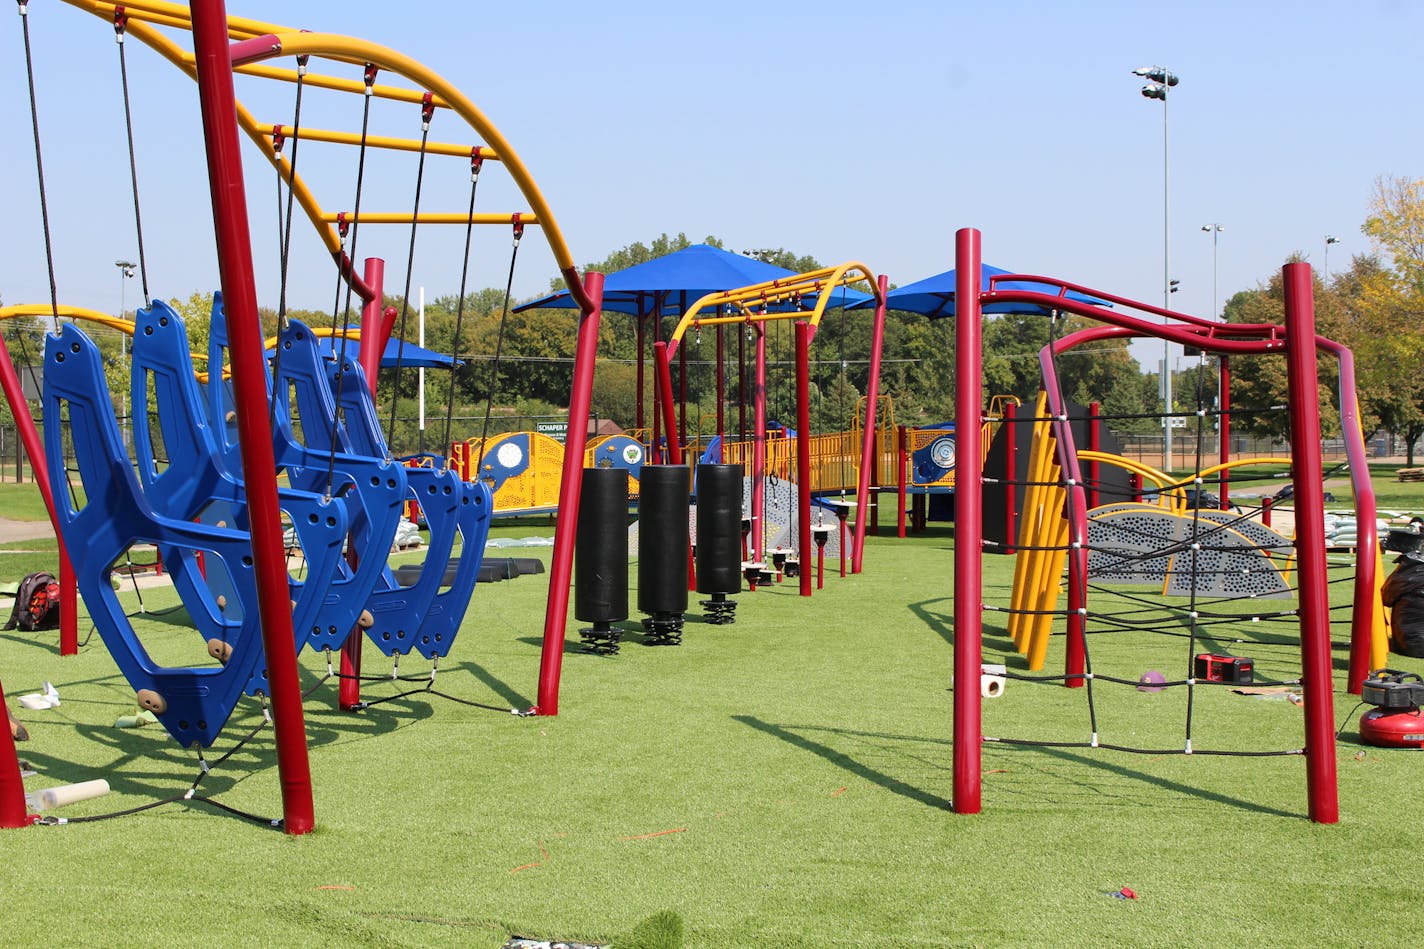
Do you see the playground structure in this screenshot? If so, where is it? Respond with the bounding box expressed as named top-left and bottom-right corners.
top-left (950, 226), bottom-right (1381, 824)
top-left (0, 3), bottom-right (1399, 845)
top-left (1, 0), bottom-right (607, 832)
top-left (650, 263), bottom-right (889, 592)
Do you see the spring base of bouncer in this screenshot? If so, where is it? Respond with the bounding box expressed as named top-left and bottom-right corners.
top-left (699, 593), bottom-right (738, 625)
top-left (641, 611), bottom-right (685, 646)
top-left (579, 621), bottom-right (623, 655)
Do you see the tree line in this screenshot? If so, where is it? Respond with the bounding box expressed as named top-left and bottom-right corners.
top-left (5, 176), bottom-right (1424, 463)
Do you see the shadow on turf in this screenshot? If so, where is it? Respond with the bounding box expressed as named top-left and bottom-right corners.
top-left (735, 717), bottom-right (1304, 819)
top-left (733, 715), bottom-right (952, 810)
top-left (908, 596), bottom-right (1019, 655)
top-left (451, 659), bottom-right (532, 708)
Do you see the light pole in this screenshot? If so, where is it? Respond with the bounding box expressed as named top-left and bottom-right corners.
top-left (1324, 235), bottom-right (1340, 280)
top-left (1201, 224), bottom-right (1223, 318)
top-left (1134, 65), bottom-right (1179, 472)
top-left (115, 259), bottom-right (135, 448)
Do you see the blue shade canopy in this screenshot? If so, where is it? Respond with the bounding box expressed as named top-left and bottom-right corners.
top-left (851, 263), bottom-right (1110, 318)
top-left (515, 243), bottom-right (872, 316)
top-left (268, 334), bottom-right (462, 369)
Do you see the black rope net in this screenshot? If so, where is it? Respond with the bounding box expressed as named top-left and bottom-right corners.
top-left (977, 316), bottom-right (1359, 758)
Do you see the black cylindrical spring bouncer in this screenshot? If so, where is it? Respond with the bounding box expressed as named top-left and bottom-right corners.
top-left (575, 467), bottom-right (629, 653)
top-left (696, 463), bottom-right (743, 624)
top-left (638, 464), bottom-right (691, 644)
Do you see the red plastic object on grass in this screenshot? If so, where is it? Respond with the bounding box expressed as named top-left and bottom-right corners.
top-left (1360, 707), bottom-right (1424, 748)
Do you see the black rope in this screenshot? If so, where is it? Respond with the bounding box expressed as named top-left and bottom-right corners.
top-left (476, 224), bottom-right (524, 450)
top-left (385, 93), bottom-right (437, 443)
top-left (322, 64), bottom-right (379, 496)
top-left (275, 55), bottom-right (309, 327)
top-left (18, 1), bottom-right (60, 334)
top-left (114, 11), bottom-right (150, 307)
top-left (984, 736), bottom-right (1304, 757)
top-left (440, 151), bottom-right (484, 452)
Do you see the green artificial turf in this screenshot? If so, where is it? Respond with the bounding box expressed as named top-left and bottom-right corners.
top-left (1, 498), bottom-right (1423, 947)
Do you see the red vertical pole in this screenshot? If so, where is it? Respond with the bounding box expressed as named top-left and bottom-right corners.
top-left (1, 679), bottom-right (37, 828)
top-left (1087, 402), bottom-right (1101, 510)
top-left (536, 272), bottom-right (605, 716)
top-left (635, 311), bottom-right (646, 433)
top-left (678, 340), bottom-right (688, 447)
top-left (650, 314), bottom-right (662, 462)
top-left (1003, 402), bottom-right (1018, 554)
top-left (653, 342), bottom-right (682, 465)
top-left (897, 425), bottom-right (908, 539)
top-left (1262, 495), bottom-right (1273, 528)
top-left (1218, 355), bottom-right (1231, 509)
top-left (191, 0), bottom-right (313, 833)
top-left (339, 259), bottom-right (388, 712)
top-left (852, 276), bottom-right (888, 574)
top-left (0, 335), bottom-right (77, 655)
top-left (752, 324), bottom-right (767, 563)
top-left (796, 322), bottom-right (813, 597)
top-left (715, 324), bottom-right (725, 441)
top-left (1282, 262), bottom-right (1338, 824)
top-left (953, 228), bottom-right (983, 814)
top-left (355, 258), bottom-right (389, 384)
top-left (737, 326), bottom-right (746, 441)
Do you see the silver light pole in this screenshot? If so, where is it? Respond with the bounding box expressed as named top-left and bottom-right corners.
top-left (115, 259), bottom-right (136, 449)
top-left (1134, 65), bottom-right (1179, 473)
top-left (1201, 224), bottom-right (1223, 318)
top-left (1324, 235), bottom-right (1340, 280)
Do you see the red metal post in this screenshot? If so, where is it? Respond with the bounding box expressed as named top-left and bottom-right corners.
top-left (339, 260), bottom-right (388, 712)
top-left (191, 0), bottom-right (313, 833)
top-left (1282, 262), bottom-right (1338, 824)
top-left (678, 339), bottom-right (687, 448)
top-left (535, 271), bottom-right (605, 716)
top-left (1003, 401), bottom-right (1018, 554)
top-left (953, 228), bottom-right (983, 814)
top-left (653, 342), bottom-right (682, 465)
top-left (1262, 495), bottom-right (1273, 528)
top-left (1, 678), bottom-right (37, 828)
top-left (1087, 402), bottom-right (1101, 510)
top-left (752, 324), bottom-right (767, 562)
top-left (738, 327), bottom-right (747, 441)
top-left (0, 334), bottom-right (77, 655)
top-left (796, 322), bottom-right (813, 597)
top-left (635, 312), bottom-right (646, 432)
top-left (356, 258), bottom-right (389, 383)
top-left (1218, 355), bottom-right (1231, 509)
top-left (852, 275), bottom-right (889, 574)
top-left (650, 314), bottom-right (662, 462)
top-left (897, 425), bottom-right (908, 539)
top-left (715, 324), bottom-right (725, 440)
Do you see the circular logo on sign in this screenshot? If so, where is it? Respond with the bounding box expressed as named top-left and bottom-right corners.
top-left (496, 442), bottom-right (524, 468)
top-left (930, 436), bottom-right (956, 469)
top-left (622, 444), bottom-right (643, 465)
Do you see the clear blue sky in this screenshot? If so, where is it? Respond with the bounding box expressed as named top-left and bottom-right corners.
top-left (2, 0), bottom-right (1419, 372)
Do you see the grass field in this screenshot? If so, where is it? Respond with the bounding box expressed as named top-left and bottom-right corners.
top-left (3, 478), bottom-right (1424, 947)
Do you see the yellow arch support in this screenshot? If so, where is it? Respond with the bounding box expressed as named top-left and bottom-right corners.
top-left (664, 262), bottom-right (884, 353)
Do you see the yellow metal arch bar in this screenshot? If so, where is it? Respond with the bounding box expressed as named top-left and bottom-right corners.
top-left (316, 212), bottom-right (538, 227)
top-left (0, 304), bottom-right (134, 336)
top-left (667, 262), bottom-right (882, 351)
top-left (236, 32), bottom-right (588, 308)
top-left (261, 124), bottom-right (501, 161)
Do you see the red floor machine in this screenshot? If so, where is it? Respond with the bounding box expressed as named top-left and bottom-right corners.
top-left (1359, 670), bottom-right (1424, 748)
